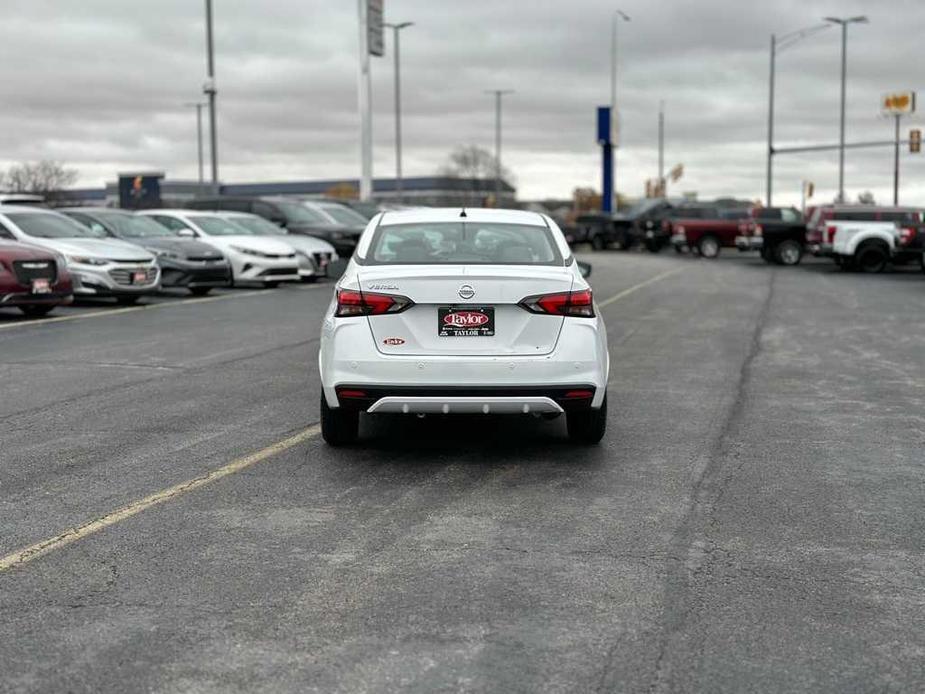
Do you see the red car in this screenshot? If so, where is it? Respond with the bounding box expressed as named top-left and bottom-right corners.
top-left (668, 207), bottom-right (748, 258)
top-left (0, 240), bottom-right (73, 317)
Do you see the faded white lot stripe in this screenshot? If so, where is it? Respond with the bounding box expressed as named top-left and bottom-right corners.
top-left (596, 267), bottom-right (684, 309)
top-left (0, 425), bottom-right (321, 573)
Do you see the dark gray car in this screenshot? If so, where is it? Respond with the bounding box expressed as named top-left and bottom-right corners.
top-left (61, 208), bottom-right (232, 295)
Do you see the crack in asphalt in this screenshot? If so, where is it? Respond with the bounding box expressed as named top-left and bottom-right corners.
top-left (593, 267), bottom-right (779, 694)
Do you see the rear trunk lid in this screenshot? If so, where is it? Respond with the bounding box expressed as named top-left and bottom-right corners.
top-left (358, 265), bottom-right (574, 356)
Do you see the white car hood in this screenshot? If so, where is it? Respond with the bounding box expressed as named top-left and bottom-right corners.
top-left (25, 237), bottom-right (154, 262)
top-left (203, 235), bottom-right (296, 255)
top-left (276, 234), bottom-right (337, 256)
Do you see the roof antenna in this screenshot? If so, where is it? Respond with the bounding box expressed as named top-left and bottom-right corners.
top-left (459, 207), bottom-right (468, 218)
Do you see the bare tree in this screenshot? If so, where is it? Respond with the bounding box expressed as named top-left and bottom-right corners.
top-left (4, 161), bottom-right (79, 200)
top-left (856, 190), bottom-right (876, 205)
top-left (439, 145), bottom-right (514, 205)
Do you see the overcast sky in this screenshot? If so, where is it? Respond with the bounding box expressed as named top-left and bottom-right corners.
top-left (1, 0), bottom-right (923, 206)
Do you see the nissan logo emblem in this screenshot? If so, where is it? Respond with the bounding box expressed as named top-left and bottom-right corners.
top-left (458, 284), bottom-right (475, 300)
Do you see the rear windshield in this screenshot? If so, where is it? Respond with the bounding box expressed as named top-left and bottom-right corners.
top-left (364, 222), bottom-right (563, 266)
top-left (318, 204), bottom-right (367, 226)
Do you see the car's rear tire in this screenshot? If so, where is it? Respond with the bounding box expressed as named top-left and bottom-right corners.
top-left (590, 234), bottom-right (607, 251)
top-left (19, 304), bottom-right (55, 317)
top-left (855, 241), bottom-right (889, 274)
top-left (775, 239), bottom-right (804, 266)
top-left (321, 393), bottom-right (359, 446)
top-left (189, 287), bottom-right (212, 296)
top-left (567, 395), bottom-right (607, 444)
top-left (698, 235), bottom-right (721, 259)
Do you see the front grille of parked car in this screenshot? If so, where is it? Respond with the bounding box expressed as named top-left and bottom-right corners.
top-left (12, 260), bottom-right (58, 285)
top-left (258, 267), bottom-right (299, 277)
top-left (187, 256), bottom-right (226, 264)
top-left (108, 265), bottom-right (158, 286)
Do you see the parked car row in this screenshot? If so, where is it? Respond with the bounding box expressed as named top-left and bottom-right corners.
top-left (0, 203), bottom-right (347, 319)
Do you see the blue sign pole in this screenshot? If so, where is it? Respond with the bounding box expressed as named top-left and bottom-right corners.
top-left (597, 107), bottom-right (613, 213)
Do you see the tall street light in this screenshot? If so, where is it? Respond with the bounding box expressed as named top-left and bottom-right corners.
top-left (825, 15), bottom-right (868, 203)
top-left (486, 89), bottom-right (514, 207)
top-left (385, 21), bottom-right (413, 204)
top-left (610, 10), bottom-right (630, 212)
top-left (183, 102), bottom-right (207, 185)
top-left (203, 0), bottom-right (219, 187)
top-left (765, 22), bottom-right (830, 206)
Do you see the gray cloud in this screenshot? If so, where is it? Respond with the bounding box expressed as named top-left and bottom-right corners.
top-left (1, 0), bottom-right (923, 206)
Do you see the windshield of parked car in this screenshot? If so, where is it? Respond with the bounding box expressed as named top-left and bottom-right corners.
top-left (194, 216), bottom-right (252, 236)
top-left (365, 222), bottom-right (563, 265)
top-left (318, 204), bottom-right (367, 226)
top-left (228, 215), bottom-right (284, 235)
top-left (5, 212), bottom-right (108, 239)
top-left (274, 202), bottom-right (328, 225)
top-left (97, 213), bottom-right (175, 238)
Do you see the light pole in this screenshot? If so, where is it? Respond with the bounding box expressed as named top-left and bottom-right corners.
top-left (610, 10), bottom-right (630, 211)
top-left (385, 21), bottom-right (413, 204)
top-left (766, 22), bottom-right (830, 206)
top-left (203, 0), bottom-right (219, 187)
top-left (486, 89), bottom-right (514, 207)
top-left (183, 102), bottom-right (207, 185)
top-left (825, 15), bottom-right (868, 203)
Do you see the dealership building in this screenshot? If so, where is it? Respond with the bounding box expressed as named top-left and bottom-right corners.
top-left (60, 175), bottom-right (517, 209)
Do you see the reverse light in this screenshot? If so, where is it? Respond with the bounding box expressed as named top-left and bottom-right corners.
top-left (754, 224), bottom-right (763, 237)
top-left (520, 289), bottom-right (595, 318)
top-left (335, 289), bottom-right (413, 317)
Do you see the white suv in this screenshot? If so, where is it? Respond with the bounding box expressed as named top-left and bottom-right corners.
top-left (318, 208), bottom-right (609, 445)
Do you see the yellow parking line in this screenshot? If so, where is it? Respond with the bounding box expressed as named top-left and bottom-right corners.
top-left (0, 424), bottom-right (322, 573)
top-left (0, 285), bottom-right (321, 332)
top-left (597, 267), bottom-right (683, 308)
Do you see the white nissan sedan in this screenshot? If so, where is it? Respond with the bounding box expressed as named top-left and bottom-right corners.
top-left (319, 208), bottom-right (609, 445)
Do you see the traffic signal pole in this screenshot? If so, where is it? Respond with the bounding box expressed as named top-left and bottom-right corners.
top-left (893, 114), bottom-right (901, 206)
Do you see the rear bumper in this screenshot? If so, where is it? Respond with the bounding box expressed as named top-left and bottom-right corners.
top-left (320, 315), bottom-right (609, 410)
top-left (670, 233), bottom-right (687, 247)
top-left (810, 243), bottom-right (833, 257)
top-left (334, 386), bottom-right (599, 415)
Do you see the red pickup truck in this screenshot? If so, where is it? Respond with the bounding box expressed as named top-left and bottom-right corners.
top-left (0, 240), bottom-right (73, 316)
top-left (668, 207), bottom-right (749, 258)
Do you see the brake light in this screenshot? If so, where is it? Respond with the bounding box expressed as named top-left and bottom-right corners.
top-left (899, 226), bottom-right (916, 246)
top-left (563, 389), bottom-right (594, 400)
top-left (335, 289), bottom-right (413, 316)
top-left (676, 225), bottom-right (686, 235)
top-left (826, 225), bottom-right (838, 243)
top-left (520, 289), bottom-right (595, 317)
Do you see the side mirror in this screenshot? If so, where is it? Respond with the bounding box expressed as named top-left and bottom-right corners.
top-left (177, 228), bottom-right (196, 238)
top-left (577, 260), bottom-right (592, 278)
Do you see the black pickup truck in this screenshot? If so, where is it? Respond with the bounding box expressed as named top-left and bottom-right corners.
top-left (735, 207), bottom-right (807, 265)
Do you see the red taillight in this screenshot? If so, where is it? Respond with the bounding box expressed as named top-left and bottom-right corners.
top-left (826, 225), bottom-right (838, 243)
top-left (563, 389), bottom-right (594, 400)
top-left (520, 289), bottom-right (595, 317)
top-left (661, 220), bottom-right (671, 232)
top-left (899, 226), bottom-right (916, 246)
top-left (337, 389), bottom-right (368, 399)
top-left (335, 289), bottom-right (413, 317)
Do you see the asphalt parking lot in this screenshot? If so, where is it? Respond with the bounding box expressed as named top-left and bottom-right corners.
top-left (2, 251), bottom-right (924, 693)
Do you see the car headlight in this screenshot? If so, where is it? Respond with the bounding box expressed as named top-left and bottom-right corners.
top-left (230, 245), bottom-right (267, 258)
top-left (66, 255), bottom-right (109, 266)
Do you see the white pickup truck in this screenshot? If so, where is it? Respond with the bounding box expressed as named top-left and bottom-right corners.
top-left (824, 220), bottom-right (908, 273)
